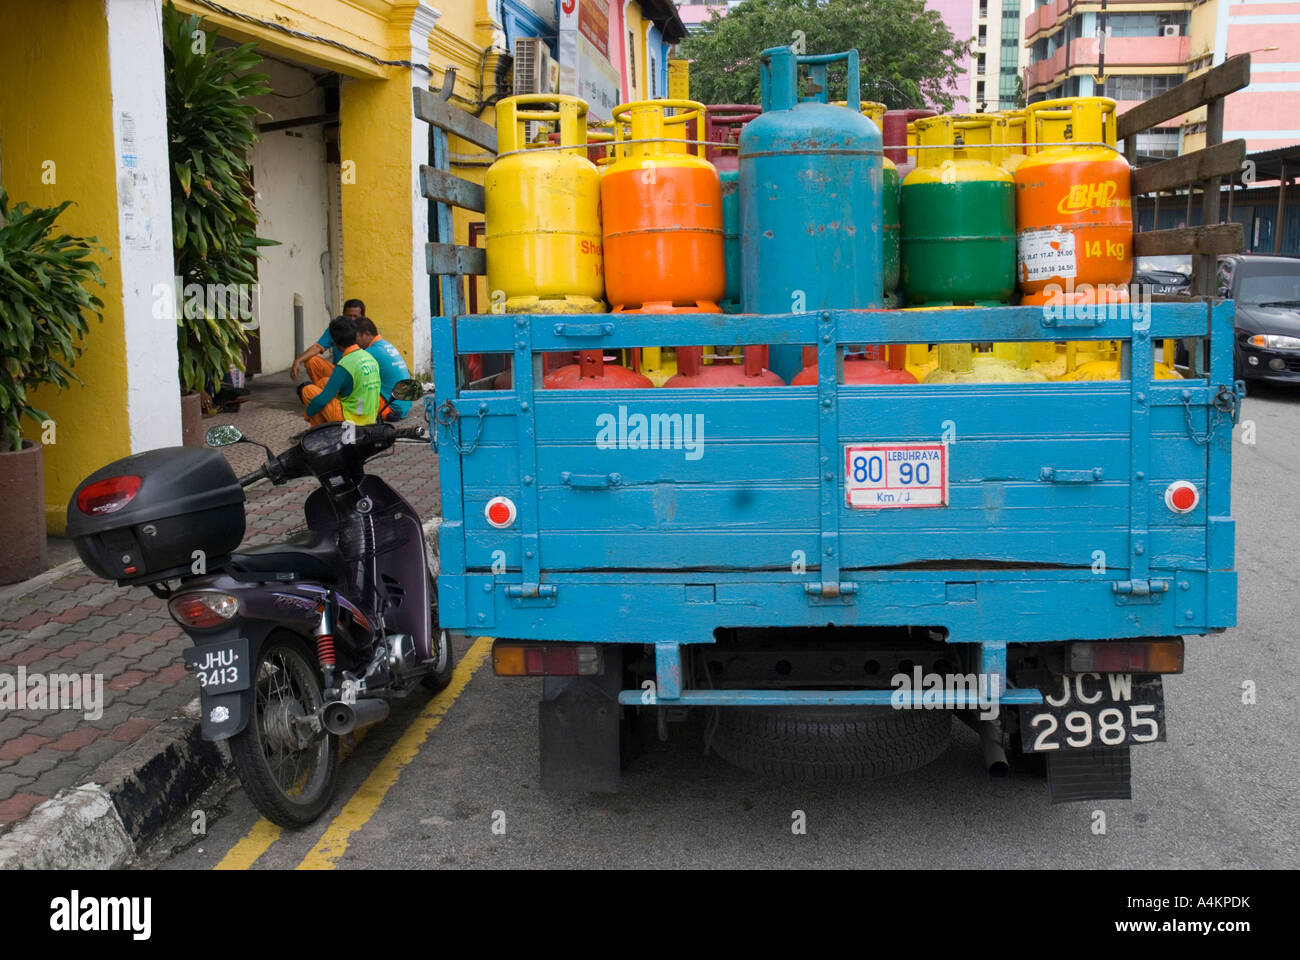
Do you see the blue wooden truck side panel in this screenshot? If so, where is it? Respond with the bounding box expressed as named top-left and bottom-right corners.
top-left (429, 302), bottom-right (1238, 705)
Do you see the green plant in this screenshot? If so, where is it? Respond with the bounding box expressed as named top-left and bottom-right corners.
top-left (163, 0), bottom-right (274, 395)
top-left (0, 189), bottom-right (105, 452)
top-left (681, 0), bottom-right (971, 111)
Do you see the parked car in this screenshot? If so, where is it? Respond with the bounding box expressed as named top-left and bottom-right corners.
top-left (1219, 254), bottom-right (1300, 384)
top-left (1135, 255), bottom-right (1193, 296)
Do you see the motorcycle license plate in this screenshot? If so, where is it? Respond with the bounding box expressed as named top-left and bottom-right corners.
top-left (844, 443), bottom-right (948, 508)
top-left (183, 637), bottom-right (250, 695)
top-left (1020, 673), bottom-right (1165, 753)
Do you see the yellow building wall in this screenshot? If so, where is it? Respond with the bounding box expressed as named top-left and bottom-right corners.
top-left (0, 1), bottom-right (130, 532)
top-left (1182, 0), bottom-right (1220, 152)
top-left (624, 2), bottom-right (646, 103)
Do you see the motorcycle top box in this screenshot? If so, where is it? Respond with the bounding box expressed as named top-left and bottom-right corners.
top-left (67, 446), bottom-right (245, 585)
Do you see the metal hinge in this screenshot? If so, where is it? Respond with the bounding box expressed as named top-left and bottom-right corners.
top-left (805, 581), bottom-right (858, 605)
top-left (505, 583), bottom-right (557, 606)
top-left (1112, 579), bottom-right (1169, 604)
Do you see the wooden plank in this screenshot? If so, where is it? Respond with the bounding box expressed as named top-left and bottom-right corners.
top-left (1132, 140), bottom-right (1245, 195)
top-left (413, 87), bottom-right (497, 153)
top-left (1133, 223), bottom-right (1243, 257)
top-left (426, 242), bottom-right (486, 277)
top-left (420, 165), bottom-right (485, 212)
top-left (1117, 55), bottom-right (1251, 140)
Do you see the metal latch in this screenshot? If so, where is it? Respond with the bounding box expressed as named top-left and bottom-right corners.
top-left (1112, 579), bottom-right (1169, 604)
top-left (1040, 466), bottom-right (1104, 483)
top-left (805, 581), bottom-right (858, 604)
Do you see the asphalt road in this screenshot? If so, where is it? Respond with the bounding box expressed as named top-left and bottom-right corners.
top-left (143, 381), bottom-right (1300, 870)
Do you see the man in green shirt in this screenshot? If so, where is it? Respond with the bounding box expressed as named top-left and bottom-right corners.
top-left (299, 315), bottom-right (381, 425)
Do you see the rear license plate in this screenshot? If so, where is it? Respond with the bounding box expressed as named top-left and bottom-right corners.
top-left (844, 442), bottom-right (948, 508)
top-left (1020, 673), bottom-right (1165, 753)
top-left (183, 637), bottom-right (250, 695)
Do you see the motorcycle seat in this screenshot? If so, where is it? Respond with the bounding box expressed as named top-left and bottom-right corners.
top-left (230, 530), bottom-right (344, 582)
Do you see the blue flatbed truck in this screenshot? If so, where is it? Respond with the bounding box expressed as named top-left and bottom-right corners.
top-left (413, 76), bottom-right (1242, 804)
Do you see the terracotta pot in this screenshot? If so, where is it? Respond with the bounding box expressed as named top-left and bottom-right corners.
top-left (181, 391), bottom-right (204, 447)
top-left (0, 439), bottom-right (46, 584)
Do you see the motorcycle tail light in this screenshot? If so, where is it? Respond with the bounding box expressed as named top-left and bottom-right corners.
top-left (1068, 639), bottom-right (1183, 674)
top-left (493, 641), bottom-right (602, 677)
top-left (169, 592), bottom-right (239, 629)
top-left (76, 475), bottom-right (142, 516)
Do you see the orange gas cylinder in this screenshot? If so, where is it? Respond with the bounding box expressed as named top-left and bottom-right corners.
top-left (601, 100), bottom-right (725, 311)
top-left (1015, 98), bottom-right (1133, 305)
top-left (790, 345), bottom-right (917, 385)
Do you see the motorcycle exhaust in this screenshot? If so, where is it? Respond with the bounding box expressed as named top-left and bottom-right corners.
top-left (320, 698), bottom-right (390, 736)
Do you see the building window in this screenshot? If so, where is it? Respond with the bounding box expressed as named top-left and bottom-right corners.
top-left (977, 53), bottom-right (986, 74)
top-left (1135, 128), bottom-right (1180, 158)
top-left (1105, 73), bottom-right (1183, 100)
top-left (1105, 12), bottom-right (1189, 37)
top-left (979, 0), bottom-right (988, 18)
top-left (978, 25), bottom-right (987, 46)
top-left (977, 80), bottom-right (986, 101)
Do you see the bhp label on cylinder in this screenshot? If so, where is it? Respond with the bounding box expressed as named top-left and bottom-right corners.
top-left (844, 443), bottom-right (948, 508)
top-left (1018, 227), bottom-right (1077, 282)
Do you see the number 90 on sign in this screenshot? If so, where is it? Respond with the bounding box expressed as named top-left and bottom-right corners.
top-left (844, 443), bottom-right (948, 509)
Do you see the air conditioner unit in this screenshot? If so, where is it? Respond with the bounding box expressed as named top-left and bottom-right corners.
top-left (1162, 25), bottom-right (1181, 37)
top-left (512, 38), bottom-right (560, 142)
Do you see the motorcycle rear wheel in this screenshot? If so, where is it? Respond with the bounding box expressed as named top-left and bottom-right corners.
top-left (229, 632), bottom-right (339, 827)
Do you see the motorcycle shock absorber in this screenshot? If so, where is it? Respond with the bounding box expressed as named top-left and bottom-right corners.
top-left (314, 603), bottom-right (336, 689)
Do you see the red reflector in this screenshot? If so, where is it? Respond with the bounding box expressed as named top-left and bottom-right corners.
top-left (524, 647), bottom-right (545, 674)
top-left (488, 502), bottom-right (511, 525)
top-left (77, 476), bottom-right (142, 516)
top-left (1170, 486), bottom-right (1196, 510)
top-left (1164, 481), bottom-right (1199, 514)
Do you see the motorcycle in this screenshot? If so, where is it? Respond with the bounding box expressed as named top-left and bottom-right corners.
top-left (66, 383), bottom-right (449, 826)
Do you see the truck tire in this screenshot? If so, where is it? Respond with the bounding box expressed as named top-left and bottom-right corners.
top-left (710, 706), bottom-right (951, 782)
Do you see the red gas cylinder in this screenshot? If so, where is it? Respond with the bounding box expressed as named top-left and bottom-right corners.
top-left (705, 104), bottom-right (762, 172)
top-left (884, 108), bottom-right (936, 178)
top-left (664, 345), bottom-right (785, 387)
top-left (791, 345), bottom-right (917, 385)
top-left (543, 350), bottom-right (653, 389)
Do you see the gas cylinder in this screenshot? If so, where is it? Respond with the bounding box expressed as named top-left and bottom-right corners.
top-left (901, 114), bottom-right (1016, 305)
top-left (485, 95), bottom-right (604, 313)
top-left (602, 99), bottom-right (724, 311)
top-left (884, 108), bottom-right (936, 181)
top-left (542, 350), bottom-right (654, 389)
top-left (741, 47), bottom-right (883, 384)
top-left (790, 344), bottom-right (916, 385)
top-left (1015, 97), bottom-right (1133, 306)
top-left (860, 102), bottom-right (901, 306)
top-left (664, 344), bottom-right (785, 387)
top-left (922, 343), bottom-right (1048, 384)
top-left (705, 104), bottom-right (761, 312)
top-left (1000, 109), bottom-right (1028, 173)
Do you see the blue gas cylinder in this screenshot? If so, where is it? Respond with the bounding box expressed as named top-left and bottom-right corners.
top-left (739, 47), bottom-right (883, 383)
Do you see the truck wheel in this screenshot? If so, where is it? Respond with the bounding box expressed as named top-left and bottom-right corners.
top-left (710, 706), bottom-right (951, 782)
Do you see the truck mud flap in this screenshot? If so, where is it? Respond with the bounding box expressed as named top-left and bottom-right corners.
top-left (538, 649), bottom-right (625, 792)
top-left (1046, 747), bottom-right (1131, 803)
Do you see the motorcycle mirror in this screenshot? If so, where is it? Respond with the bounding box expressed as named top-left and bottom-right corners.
top-left (390, 379), bottom-right (429, 402)
top-left (206, 425), bottom-right (244, 447)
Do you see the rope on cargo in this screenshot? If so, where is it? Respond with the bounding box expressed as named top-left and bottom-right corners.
top-left (497, 138), bottom-right (1117, 159)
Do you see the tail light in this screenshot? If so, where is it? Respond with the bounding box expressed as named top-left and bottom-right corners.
top-left (169, 592), bottom-right (239, 629)
top-left (1068, 639), bottom-right (1183, 674)
top-left (76, 476), bottom-right (142, 516)
top-left (493, 641), bottom-right (603, 676)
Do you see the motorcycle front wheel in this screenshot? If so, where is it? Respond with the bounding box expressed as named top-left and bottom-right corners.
top-left (229, 631), bottom-right (339, 827)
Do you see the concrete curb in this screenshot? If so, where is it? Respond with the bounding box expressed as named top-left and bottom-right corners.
top-left (0, 518), bottom-right (443, 869)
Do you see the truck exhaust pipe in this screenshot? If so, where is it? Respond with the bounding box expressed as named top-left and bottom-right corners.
top-left (320, 698), bottom-right (389, 736)
top-left (977, 719), bottom-right (1009, 778)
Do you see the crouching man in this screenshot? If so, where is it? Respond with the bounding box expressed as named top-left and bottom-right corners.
top-left (298, 314), bottom-right (381, 425)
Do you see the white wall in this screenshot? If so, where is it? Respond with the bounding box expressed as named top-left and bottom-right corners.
top-left (246, 58), bottom-right (331, 374)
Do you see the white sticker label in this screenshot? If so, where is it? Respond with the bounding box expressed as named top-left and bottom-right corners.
top-left (1018, 227), bottom-right (1076, 282)
top-left (844, 443), bottom-right (948, 509)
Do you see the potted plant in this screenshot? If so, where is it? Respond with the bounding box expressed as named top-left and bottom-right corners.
top-left (0, 189), bottom-right (105, 584)
top-left (163, 1), bottom-right (274, 439)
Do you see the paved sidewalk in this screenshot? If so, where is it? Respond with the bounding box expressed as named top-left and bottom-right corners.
top-left (0, 382), bottom-right (440, 834)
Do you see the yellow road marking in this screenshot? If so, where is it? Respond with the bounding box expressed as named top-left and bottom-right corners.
top-left (212, 715), bottom-right (372, 869)
top-left (214, 818), bottom-right (282, 870)
top-left (295, 636), bottom-right (493, 870)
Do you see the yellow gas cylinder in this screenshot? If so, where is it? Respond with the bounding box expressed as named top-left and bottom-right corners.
top-left (923, 342), bottom-right (1049, 384)
top-left (1000, 109), bottom-right (1028, 174)
top-left (485, 95), bottom-right (604, 313)
top-left (1054, 340), bottom-right (1183, 381)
